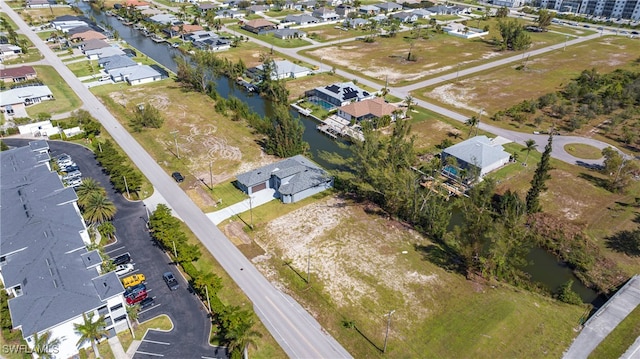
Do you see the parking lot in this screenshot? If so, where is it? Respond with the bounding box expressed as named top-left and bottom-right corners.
top-left (4, 139), bottom-right (226, 359)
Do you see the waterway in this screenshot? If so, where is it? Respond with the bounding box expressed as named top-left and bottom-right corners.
top-left (76, 2), bottom-right (599, 303)
top-left (75, 1), bottom-right (347, 168)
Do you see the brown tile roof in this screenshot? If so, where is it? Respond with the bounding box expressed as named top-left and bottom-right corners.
top-left (339, 97), bottom-right (397, 118)
top-left (170, 24), bottom-right (204, 33)
top-left (243, 19), bottom-right (276, 28)
top-left (70, 30), bottom-right (107, 41)
top-left (124, 0), bottom-right (150, 6)
top-left (0, 66), bottom-right (36, 80)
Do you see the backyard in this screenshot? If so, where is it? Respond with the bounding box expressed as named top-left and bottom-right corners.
top-left (26, 65), bottom-right (82, 116)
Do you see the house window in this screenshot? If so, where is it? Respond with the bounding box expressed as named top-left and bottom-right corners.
top-left (110, 303), bottom-right (123, 311)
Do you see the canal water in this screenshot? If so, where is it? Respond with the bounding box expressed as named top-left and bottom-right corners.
top-left (76, 2), bottom-right (599, 303)
top-left (76, 1), bottom-right (347, 167)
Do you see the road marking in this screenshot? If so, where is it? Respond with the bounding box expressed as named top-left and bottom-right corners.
top-left (142, 339), bottom-right (170, 345)
top-left (135, 351), bottom-right (164, 357)
top-left (139, 304), bottom-right (161, 314)
top-left (104, 246), bottom-right (126, 254)
top-left (201, 356), bottom-right (218, 359)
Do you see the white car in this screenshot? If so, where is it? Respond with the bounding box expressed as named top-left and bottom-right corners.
top-left (115, 264), bottom-right (134, 276)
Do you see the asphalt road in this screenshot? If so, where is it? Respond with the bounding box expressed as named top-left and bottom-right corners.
top-left (0, 4), bottom-right (352, 358)
top-left (2, 139), bottom-right (221, 359)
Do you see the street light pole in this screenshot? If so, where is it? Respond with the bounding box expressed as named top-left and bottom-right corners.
top-left (383, 310), bottom-right (395, 353)
top-left (171, 130), bottom-right (180, 159)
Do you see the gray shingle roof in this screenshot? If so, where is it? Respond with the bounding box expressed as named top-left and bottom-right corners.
top-left (443, 135), bottom-right (511, 169)
top-left (98, 54), bottom-right (137, 71)
top-left (236, 155), bottom-right (331, 194)
top-left (0, 143), bottom-right (124, 336)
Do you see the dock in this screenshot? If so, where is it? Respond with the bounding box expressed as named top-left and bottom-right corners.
top-left (316, 124), bottom-right (338, 139)
top-left (236, 78), bottom-right (257, 92)
top-left (150, 36), bottom-right (167, 43)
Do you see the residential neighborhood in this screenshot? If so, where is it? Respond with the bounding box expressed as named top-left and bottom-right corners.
top-left (1, 0), bottom-right (640, 357)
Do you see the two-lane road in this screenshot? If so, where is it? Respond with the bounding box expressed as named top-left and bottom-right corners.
top-left (0, 4), bottom-right (351, 358)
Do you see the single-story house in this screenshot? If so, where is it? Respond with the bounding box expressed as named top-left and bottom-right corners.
top-left (193, 37), bottom-right (231, 51)
top-left (26, 0), bottom-right (54, 8)
top-left (215, 9), bottom-right (245, 19)
top-left (241, 19), bottom-right (277, 34)
top-left (247, 4), bottom-right (270, 13)
top-left (306, 81), bottom-right (375, 109)
top-left (70, 30), bottom-right (107, 42)
top-left (281, 0), bottom-right (303, 10)
top-left (107, 65), bottom-right (163, 85)
top-left (148, 13), bottom-right (181, 25)
top-left (273, 28), bottom-right (307, 39)
top-left (0, 85), bottom-right (54, 117)
top-left (298, 0), bottom-right (317, 9)
top-left (198, 2), bottom-right (217, 12)
top-left (412, 8), bottom-right (432, 18)
top-left (141, 8), bottom-right (164, 16)
top-left (164, 24), bottom-right (204, 37)
top-left (426, 5), bottom-right (463, 15)
top-left (337, 97), bottom-right (400, 122)
top-left (336, 4), bottom-right (355, 17)
top-left (0, 66), bottom-right (37, 83)
top-left (51, 17), bottom-right (90, 32)
top-left (444, 23), bottom-right (489, 39)
top-left (17, 120), bottom-right (61, 137)
top-left (371, 14), bottom-right (387, 22)
top-left (283, 14), bottom-right (320, 26)
top-left (235, 155), bottom-right (333, 203)
top-left (441, 135), bottom-right (511, 179)
top-left (344, 17), bottom-right (368, 28)
top-left (80, 38), bottom-right (111, 51)
top-left (358, 4), bottom-right (380, 15)
top-left (391, 11), bottom-right (418, 22)
top-left (85, 46), bottom-right (125, 60)
top-left (98, 54), bottom-right (137, 71)
top-left (0, 44), bottom-right (22, 59)
top-left (248, 60), bottom-right (312, 80)
top-left (375, 1), bottom-right (403, 12)
top-left (312, 7), bottom-right (340, 21)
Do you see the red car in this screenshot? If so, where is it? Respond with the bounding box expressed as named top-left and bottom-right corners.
top-left (125, 290), bottom-right (147, 305)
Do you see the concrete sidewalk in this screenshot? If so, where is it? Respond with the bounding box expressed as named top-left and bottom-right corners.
top-left (206, 189), bottom-right (276, 225)
top-left (108, 336), bottom-right (129, 359)
top-left (143, 187), bottom-right (182, 221)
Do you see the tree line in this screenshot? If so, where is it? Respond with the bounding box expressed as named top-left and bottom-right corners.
top-left (92, 140), bottom-right (143, 197)
top-left (174, 51), bottom-right (308, 158)
top-left (148, 205), bottom-right (259, 358)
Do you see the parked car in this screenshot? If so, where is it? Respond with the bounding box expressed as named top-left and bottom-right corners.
top-left (124, 283), bottom-right (146, 297)
top-left (125, 290), bottom-right (148, 305)
top-left (67, 178), bottom-right (82, 188)
top-left (62, 171), bottom-right (82, 181)
top-left (62, 164), bottom-right (80, 172)
top-left (112, 253), bottom-right (131, 266)
top-left (172, 172), bottom-right (184, 183)
top-left (163, 272), bottom-right (179, 291)
top-left (122, 273), bottom-right (146, 288)
top-left (139, 297), bottom-right (155, 310)
top-left (115, 263), bottom-right (134, 276)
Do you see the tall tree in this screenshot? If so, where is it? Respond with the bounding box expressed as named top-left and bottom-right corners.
top-left (526, 134), bottom-right (553, 213)
top-left (536, 9), bottom-right (554, 30)
top-left (82, 192), bottom-right (117, 225)
top-left (264, 105), bottom-right (309, 158)
top-left (130, 103), bottom-right (164, 132)
top-left (496, 6), bottom-right (509, 18)
top-left (74, 312), bottom-right (108, 358)
top-left (521, 139), bottom-right (537, 166)
top-left (601, 147), bottom-right (639, 193)
top-left (497, 19), bottom-right (531, 51)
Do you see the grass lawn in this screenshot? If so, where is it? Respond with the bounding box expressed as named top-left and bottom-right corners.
top-left (21, 7), bottom-right (77, 25)
top-left (67, 59), bottom-right (102, 78)
top-left (300, 17), bottom-right (566, 87)
top-left (412, 36), bottom-right (640, 141)
top-left (2, 50), bottom-right (43, 65)
top-left (117, 315), bottom-right (174, 351)
top-left (588, 304), bottom-right (640, 359)
top-left (229, 25), bottom-right (312, 48)
top-left (0, 13), bottom-right (19, 28)
top-left (564, 143), bottom-right (603, 159)
top-left (25, 65), bottom-right (81, 116)
top-left (305, 24), bottom-right (369, 43)
top-left (264, 9), bottom-right (303, 18)
top-left (241, 194), bottom-right (586, 359)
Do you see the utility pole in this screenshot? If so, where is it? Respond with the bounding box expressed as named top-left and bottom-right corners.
top-left (307, 247), bottom-right (311, 284)
top-left (383, 310), bottom-right (395, 353)
top-left (209, 162), bottom-right (213, 189)
top-left (170, 130), bottom-right (180, 159)
top-left (172, 240), bottom-right (178, 261)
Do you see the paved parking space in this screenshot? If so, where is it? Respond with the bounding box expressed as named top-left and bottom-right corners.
top-left (3, 139), bottom-right (224, 359)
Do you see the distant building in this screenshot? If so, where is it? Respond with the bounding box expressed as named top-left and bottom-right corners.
top-left (0, 44), bottom-right (22, 59)
top-left (375, 1), bottom-right (404, 12)
top-left (305, 81), bottom-right (375, 110)
top-left (0, 142), bottom-right (128, 359)
top-left (537, 0), bottom-right (640, 20)
top-left (283, 14), bottom-right (320, 25)
top-left (235, 155), bottom-right (333, 203)
top-left (273, 28), bottom-right (307, 39)
top-left (248, 60), bottom-right (312, 80)
top-left (241, 19), bottom-right (277, 33)
top-left (312, 7), bottom-right (340, 21)
top-left (441, 135), bottom-right (511, 179)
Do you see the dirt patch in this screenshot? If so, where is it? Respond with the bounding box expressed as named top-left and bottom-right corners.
top-left (427, 83), bottom-right (481, 113)
top-left (252, 196), bottom-right (439, 322)
top-left (224, 220), bottom-right (252, 245)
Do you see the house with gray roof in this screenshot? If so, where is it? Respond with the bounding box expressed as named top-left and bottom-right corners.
top-left (283, 14), bottom-right (320, 25)
top-left (344, 17), bottom-right (368, 28)
top-left (248, 60), bottom-right (312, 80)
top-left (235, 155), bottom-right (333, 203)
top-left (85, 46), bottom-right (125, 60)
top-left (98, 54), bottom-right (137, 71)
top-left (391, 11), bottom-right (418, 22)
top-left (80, 38), bottom-right (111, 52)
top-left (441, 135), bottom-right (511, 180)
top-left (0, 85), bottom-right (53, 118)
top-left (273, 28), bottom-right (307, 39)
top-left (0, 142), bottom-right (128, 359)
top-left (107, 64), bottom-right (163, 85)
top-left (359, 4), bottom-right (380, 14)
top-left (305, 81), bottom-right (375, 109)
top-left (375, 1), bottom-right (403, 12)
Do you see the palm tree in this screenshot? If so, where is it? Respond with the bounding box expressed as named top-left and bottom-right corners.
top-left (465, 116), bottom-right (478, 138)
top-left (82, 192), bottom-right (116, 225)
top-left (76, 178), bottom-right (105, 207)
top-left (228, 329), bottom-right (262, 359)
top-left (521, 139), bottom-right (537, 166)
top-left (127, 304), bottom-right (140, 324)
top-left (32, 331), bottom-right (61, 359)
top-left (404, 95), bottom-right (414, 112)
top-left (74, 312), bottom-right (108, 358)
